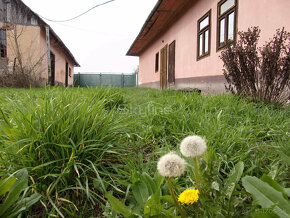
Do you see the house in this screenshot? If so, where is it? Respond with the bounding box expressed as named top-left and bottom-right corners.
top-left (127, 0), bottom-right (290, 93)
top-left (0, 0), bottom-right (80, 86)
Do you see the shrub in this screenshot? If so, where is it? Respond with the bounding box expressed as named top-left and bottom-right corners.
top-left (221, 27), bottom-right (290, 105)
top-left (0, 66), bottom-right (44, 88)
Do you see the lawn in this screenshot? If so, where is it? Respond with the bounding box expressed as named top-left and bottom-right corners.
top-left (0, 87), bottom-right (289, 217)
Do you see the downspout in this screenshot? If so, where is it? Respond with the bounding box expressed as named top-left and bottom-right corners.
top-left (45, 26), bottom-right (51, 84)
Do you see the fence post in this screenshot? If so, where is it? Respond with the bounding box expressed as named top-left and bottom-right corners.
top-left (136, 71), bottom-right (138, 87)
top-left (78, 72), bottom-right (81, 87)
top-left (122, 73), bottom-right (124, 88)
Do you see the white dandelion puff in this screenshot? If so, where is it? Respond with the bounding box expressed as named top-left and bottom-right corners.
top-left (157, 152), bottom-right (186, 178)
top-left (180, 135), bottom-right (207, 158)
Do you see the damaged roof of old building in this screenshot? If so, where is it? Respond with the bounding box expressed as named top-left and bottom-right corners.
top-left (126, 0), bottom-right (194, 56)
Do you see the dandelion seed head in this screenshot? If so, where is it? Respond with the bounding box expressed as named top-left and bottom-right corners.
top-left (180, 135), bottom-right (207, 157)
top-left (157, 152), bottom-right (186, 178)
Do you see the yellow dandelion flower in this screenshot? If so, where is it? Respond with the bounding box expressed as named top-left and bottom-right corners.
top-left (178, 189), bottom-right (199, 205)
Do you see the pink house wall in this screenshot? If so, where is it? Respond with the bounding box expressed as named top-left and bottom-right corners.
top-left (4, 25), bottom-right (75, 86)
top-left (139, 0), bottom-right (290, 93)
top-left (6, 25), bottom-right (45, 78)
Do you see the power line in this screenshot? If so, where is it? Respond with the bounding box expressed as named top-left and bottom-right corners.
top-left (52, 21), bottom-right (128, 37)
top-left (39, 0), bottom-right (116, 23)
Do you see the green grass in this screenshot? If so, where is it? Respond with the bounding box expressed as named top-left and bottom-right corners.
top-left (0, 87), bottom-right (289, 217)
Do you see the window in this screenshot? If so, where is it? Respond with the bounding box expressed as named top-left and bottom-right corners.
top-left (197, 10), bottom-right (211, 59)
top-left (0, 29), bottom-right (7, 58)
top-left (155, 52), bottom-right (159, 72)
top-left (217, 0), bottom-right (238, 49)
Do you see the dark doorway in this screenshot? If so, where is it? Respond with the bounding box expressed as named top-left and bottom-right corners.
top-left (160, 44), bottom-right (168, 89)
top-left (168, 40), bottom-right (176, 84)
top-left (65, 61), bottom-right (69, 87)
top-left (49, 52), bottom-right (55, 86)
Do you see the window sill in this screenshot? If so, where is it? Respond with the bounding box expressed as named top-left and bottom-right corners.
top-left (217, 39), bottom-right (235, 52)
top-left (197, 53), bottom-right (210, 61)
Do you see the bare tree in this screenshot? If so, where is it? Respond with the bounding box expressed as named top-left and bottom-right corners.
top-left (0, 24), bottom-right (46, 87)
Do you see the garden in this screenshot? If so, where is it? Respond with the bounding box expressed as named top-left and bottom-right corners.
top-left (0, 86), bottom-right (289, 217)
top-left (0, 27), bottom-right (290, 217)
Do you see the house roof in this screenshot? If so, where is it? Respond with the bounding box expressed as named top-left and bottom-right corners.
top-left (16, 0), bottom-right (80, 67)
top-left (126, 0), bottom-right (193, 56)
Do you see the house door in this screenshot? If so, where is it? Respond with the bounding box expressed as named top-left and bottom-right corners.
top-left (50, 52), bottom-right (55, 86)
top-left (65, 61), bottom-right (69, 87)
top-left (160, 44), bottom-right (168, 89)
top-left (168, 41), bottom-right (176, 85)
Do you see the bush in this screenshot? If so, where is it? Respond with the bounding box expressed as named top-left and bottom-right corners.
top-left (0, 66), bottom-right (44, 88)
top-left (221, 27), bottom-right (290, 105)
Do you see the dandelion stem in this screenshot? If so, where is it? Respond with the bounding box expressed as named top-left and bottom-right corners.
top-left (193, 157), bottom-right (201, 191)
top-left (168, 178), bottom-right (187, 218)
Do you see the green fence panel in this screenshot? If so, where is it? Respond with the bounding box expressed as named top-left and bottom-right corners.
top-left (124, 74), bottom-right (136, 87)
top-left (74, 73), bottom-right (136, 88)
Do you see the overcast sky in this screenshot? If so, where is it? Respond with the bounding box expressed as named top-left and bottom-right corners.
top-left (21, 0), bottom-right (158, 73)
